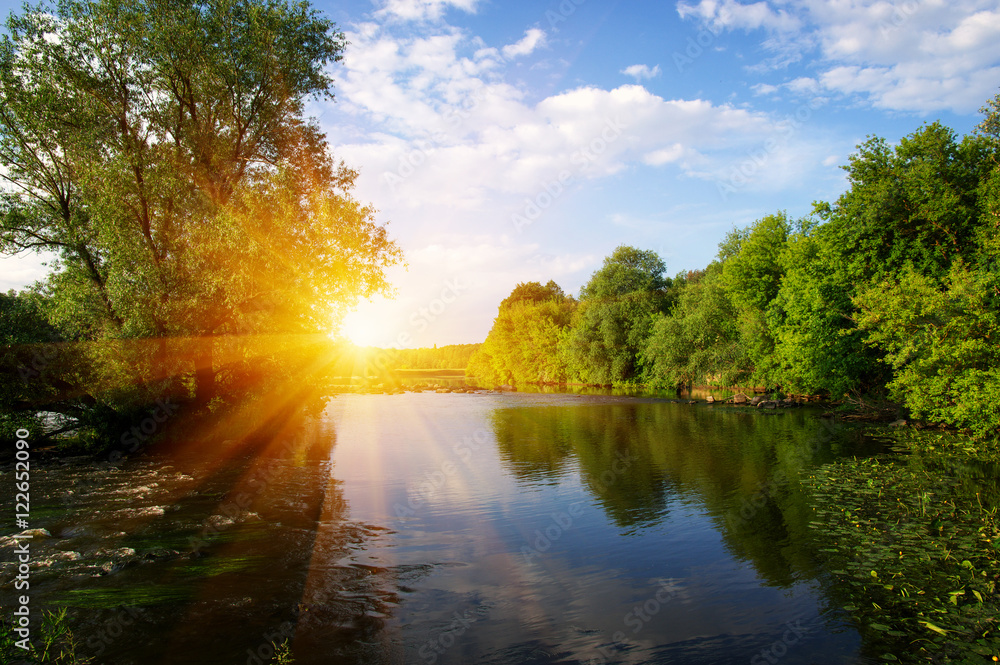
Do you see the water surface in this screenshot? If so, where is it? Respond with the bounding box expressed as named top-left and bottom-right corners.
top-left (1, 391), bottom-right (883, 664)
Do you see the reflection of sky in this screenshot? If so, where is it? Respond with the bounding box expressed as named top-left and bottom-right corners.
top-left (324, 393), bottom-right (862, 664)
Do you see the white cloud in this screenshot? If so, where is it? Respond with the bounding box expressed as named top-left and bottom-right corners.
top-left (0, 252), bottom-right (55, 291)
top-left (677, 0), bottom-right (801, 33)
top-left (374, 0), bottom-right (480, 23)
top-left (501, 28), bottom-right (547, 59)
top-left (786, 76), bottom-right (818, 95)
top-left (677, 0), bottom-right (1000, 114)
top-left (333, 21), bottom-right (785, 211)
top-left (643, 143), bottom-right (686, 166)
top-left (751, 82), bottom-right (778, 95)
top-left (621, 63), bottom-right (662, 81)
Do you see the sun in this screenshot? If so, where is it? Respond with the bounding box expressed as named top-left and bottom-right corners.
top-left (339, 308), bottom-right (386, 348)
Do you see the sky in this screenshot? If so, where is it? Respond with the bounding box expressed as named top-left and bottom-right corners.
top-left (2, 0), bottom-right (1000, 347)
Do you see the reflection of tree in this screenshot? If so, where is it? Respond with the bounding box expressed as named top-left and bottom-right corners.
top-left (491, 400), bottom-right (869, 587)
top-left (64, 380), bottom-right (404, 665)
top-left (492, 404), bottom-right (675, 529)
top-left (491, 408), bottom-right (576, 483)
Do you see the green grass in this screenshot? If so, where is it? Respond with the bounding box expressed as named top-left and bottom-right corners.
top-left (0, 608), bottom-right (92, 664)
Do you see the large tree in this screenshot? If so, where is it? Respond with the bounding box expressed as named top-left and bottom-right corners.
top-left (0, 0), bottom-right (400, 432)
top-left (562, 246), bottom-right (670, 385)
top-left (468, 281), bottom-right (576, 385)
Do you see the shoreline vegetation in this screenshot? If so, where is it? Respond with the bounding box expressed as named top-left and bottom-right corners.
top-left (465, 98), bottom-right (1000, 446)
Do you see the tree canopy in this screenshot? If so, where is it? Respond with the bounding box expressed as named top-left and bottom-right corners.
top-left (0, 0), bottom-right (401, 445)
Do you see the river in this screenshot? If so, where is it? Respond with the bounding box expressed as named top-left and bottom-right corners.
top-left (1, 391), bottom-right (887, 664)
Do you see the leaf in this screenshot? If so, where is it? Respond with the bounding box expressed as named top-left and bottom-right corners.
top-left (920, 621), bottom-right (949, 635)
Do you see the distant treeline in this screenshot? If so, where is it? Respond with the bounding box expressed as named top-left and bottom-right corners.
top-left (329, 343), bottom-right (482, 376)
top-left (388, 344), bottom-right (481, 370)
top-left (469, 93), bottom-right (1000, 440)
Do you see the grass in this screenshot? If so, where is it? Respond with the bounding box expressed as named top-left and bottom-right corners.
top-left (0, 608), bottom-right (92, 664)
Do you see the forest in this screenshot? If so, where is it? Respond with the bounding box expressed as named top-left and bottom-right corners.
top-left (469, 100), bottom-right (1000, 441)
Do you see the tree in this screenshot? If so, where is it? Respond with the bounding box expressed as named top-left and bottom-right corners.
top-left (468, 282), bottom-right (575, 385)
top-left (640, 264), bottom-right (747, 389)
top-left (500, 280), bottom-right (566, 308)
top-left (0, 0), bottom-right (400, 438)
top-left (823, 123), bottom-right (994, 285)
top-left (855, 263), bottom-right (1000, 440)
top-left (562, 246), bottom-right (670, 385)
top-left (767, 225), bottom-right (881, 397)
top-left (719, 212), bottom-right (792, 387)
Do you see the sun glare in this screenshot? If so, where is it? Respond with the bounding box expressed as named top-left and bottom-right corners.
top-left (340, 309), bottom-right (386, 348)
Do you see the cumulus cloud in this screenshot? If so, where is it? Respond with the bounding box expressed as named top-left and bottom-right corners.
top-left (333, 21), bottom-right (788, 212)
top-left (324, 6), bottom-right (852, 344)
top-left (676, 0), bottom-right (1000, 114)
top-left (621, 63), bottom-right (662, 80)
top-left (677, 0), bottom-right (801, 33)
top-left (501, 28), bottom-right (547, 59)
top-left (374, 0), bottom-right (480, 23)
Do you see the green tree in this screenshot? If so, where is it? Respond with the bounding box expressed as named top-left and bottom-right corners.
top-left (824, 122), bottom-right (994, 285)
top-left (720, 212), bottom-right (792, 387)
top-left (0, 0), bottom-right (400, 442)
top-left (641, 264), bottom-right (747, 389)
top-left (854, 263), bottom-right (1000, 440)
top-left (468, 282), bottom-right (575, 385)
top-left (561, 246), bottom-right (670, 385)
top-left (767, 223), bottom-right (881, 397)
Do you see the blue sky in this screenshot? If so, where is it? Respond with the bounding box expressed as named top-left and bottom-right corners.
top-left (2, 0), bottom-right (999, 347)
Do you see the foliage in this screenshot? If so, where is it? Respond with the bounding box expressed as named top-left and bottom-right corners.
top-left (270, 639), bottom-right (295, 664)
top-left (719, 212), bottom-right (792, 387)
top-left (391, 344), bottom-right (481, 370)
top-left (561, 246), bottom-right (670, 385)
top-left (500, 280), bottom-right (567, 308)
top-left (805, 446), bottom-right (1000, 663)
top-left (0, 0), bottom-right (400, 448)
top-left (640, 265), bottom-right (746, 388)
top-left (468, 282), bottom-right (576, 385)
top-left (0, 607), bottom-right (92, 664)
top-left (855, 263), bottom-right (1000, 440)
top-left (823, 123), bottom-right (994, 285)
top-left (767, 225), bottom-right (885, 397)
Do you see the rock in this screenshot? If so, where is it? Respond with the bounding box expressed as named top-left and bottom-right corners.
top-left (888, 419), bottom-right (907, 428)
top-left (19, 528), bottom-right (52, 539)
top-left (732, 393), bottom-right (749, 404)
top-left (687, 400), bottom-right (697, 405)
top-left (750, 396), bottom-right (765, 406)
top-left (705, 395), bottom-right (715, 403)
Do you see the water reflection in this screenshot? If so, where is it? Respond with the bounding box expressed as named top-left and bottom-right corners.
top-left (323, 394), bottom-right (878, 664)
top-left (3, 391), bottom-right (890, 664)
